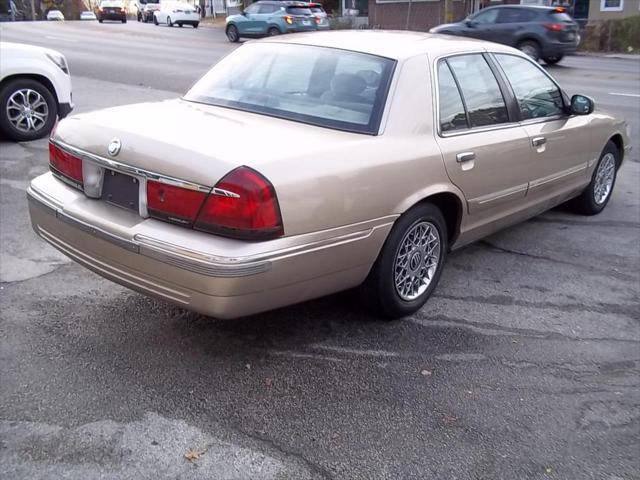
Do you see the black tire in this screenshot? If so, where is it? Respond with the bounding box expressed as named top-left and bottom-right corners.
top-left (543, 55), bottom-right (563, 65)
top-left (359, 203), bottom-right (448, 319)
top-left (193, 22), bottom-right (198, 28)
top-left (268, 27), bottom-right (281, 36)
top-left (571, 141), bottom-right (620, 215)
top-left (517, 40), bottom-right (541, 61)
top-left (226, 24), bottom-right (239, 42)
top-left (167, 16), bottom-right (172, 26)
top-left (98, 18), bottom-right (103, 23)
top-left (137, 12), bottom-right (141, 21)
top-left (153, 15), bottom-right (158, 25)
top-left (0, 78), bottom-right (58, 142)
top-left (122, 18), bottom-right (126, 23)
top-left (178, 22), bottom-right (183, 27)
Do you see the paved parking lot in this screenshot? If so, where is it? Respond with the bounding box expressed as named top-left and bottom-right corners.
top-left (1, 21), bottom-right (639, 480)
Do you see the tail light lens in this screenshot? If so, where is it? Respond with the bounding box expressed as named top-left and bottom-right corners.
top-left (146, 180), bottom-right (208, 227)
top-left (194, 166), bottom-right (283, 240)
top-left (49, 142), bottom-right (83, 188)
top-left (544, 23), bottom-right (564, 32)
top-left (284, 15), bottom-right (293, 24)
top-left (315, 15), bottom-right (320, 24)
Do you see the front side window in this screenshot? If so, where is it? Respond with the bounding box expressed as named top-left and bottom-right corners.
top-left (497, 8), bottom-right (537, 23)
top-left (445, 54), bottom-right (509, 128)
top-left (244, 4), bottom-right (259, 14)
top-left (184, 43), bottom-right (395, 134)
top-left (495, 54), bottom-right (564, 120)
top-left (472, 8), bottom-right (499, 24)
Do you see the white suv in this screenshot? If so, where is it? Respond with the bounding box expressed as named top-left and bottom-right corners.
top-left (0, 42), bottom-right (73, 142)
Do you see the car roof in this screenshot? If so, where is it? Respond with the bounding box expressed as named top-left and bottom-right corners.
top-left (258, 30), bottom-right (518, 60)
top-left (476, 5), bottom-right (567, 11)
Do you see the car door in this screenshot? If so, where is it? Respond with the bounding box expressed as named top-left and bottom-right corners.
top-left (492, 53), bottom-right (593, 201)
top-left (239, 3), bottom-right (260, 34)
top-left (463, 8), bottom-right (500, 42)
top-left (434, 54), bottom-right (532, 224)
top-left (256, 3), bottom-right (277, 34)
top-left (493, 7), bottom-right (538, 47)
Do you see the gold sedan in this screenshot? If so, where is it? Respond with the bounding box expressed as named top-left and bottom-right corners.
top-left (28, 31), bottom-right (631, 319)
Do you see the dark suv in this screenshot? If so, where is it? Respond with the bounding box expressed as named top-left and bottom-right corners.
top-left (430, 6), bottom-right (579, 64)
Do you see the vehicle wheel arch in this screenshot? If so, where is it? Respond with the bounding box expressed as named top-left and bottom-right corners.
top-left (609, 134), bottom-right (624, 167)
top-left (395, 188), bottom-right (465, 248)
top-left (268, 24), bottom-right (283, 33)
top-left (0, 73), bottom-right (59, 109)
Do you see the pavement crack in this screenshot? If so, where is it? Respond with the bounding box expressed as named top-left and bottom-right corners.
top-left (478, 240), bottom-right (636, 281)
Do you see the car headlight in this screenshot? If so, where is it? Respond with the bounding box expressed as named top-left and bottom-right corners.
top-left (46, 53), bottom-right (69, 75)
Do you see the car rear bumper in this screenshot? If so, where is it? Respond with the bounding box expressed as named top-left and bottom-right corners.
top-left (28, 173), bottom-right (393, 319)
top-left (542, 41), bottom-right (579, 57)
top-left (99, 13), bottom-right (126, 20)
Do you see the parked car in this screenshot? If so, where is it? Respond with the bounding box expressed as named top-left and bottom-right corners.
top-left (225, 1), bottom-right (317, 42)
top-left (430, 5), bottom-right (579, 64)
top-left (153, 1), bottom-right (199, 27)
top-left (80, 10), bottom-right (97, 20)
top-left (46, 9), bottom-right (65, 21)
top-left (27, 32), bottom-right (629, 320)
top-left (136, 0), bottom-right (160, 22)
top-left (0, 42), bottom-right (73, 141)
top-left (97, 0), bottom-right (127, 23)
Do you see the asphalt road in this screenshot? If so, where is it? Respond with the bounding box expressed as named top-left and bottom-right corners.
top-left (1, 21), bottom-right (639, 480)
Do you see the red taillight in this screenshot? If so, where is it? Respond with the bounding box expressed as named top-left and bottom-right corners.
top-left (284, 15), bottom-right (293, 24)
top-left (553, 7), bottom-right (566, 13)
top-left (544, 23), bottom-right (564, 31)
top-left (194, 166), bottom-right (283, 240)
top-left (49, 142), bottom-right (83, 187)
top-left (315, 15), bottom-right (320, 24)
top-left (146, 180), bottom-right (208, 226)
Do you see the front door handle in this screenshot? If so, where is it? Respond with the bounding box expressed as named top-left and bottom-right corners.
top-left (532, 136), bottom-right (547, 147)
top-left (456, 152), bottom-right (476, 163)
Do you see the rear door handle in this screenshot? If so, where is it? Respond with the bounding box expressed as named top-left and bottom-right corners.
top-left (456, 152), bottom-right (476, 163)
top-left (532, 136), bottom-right (547, 147)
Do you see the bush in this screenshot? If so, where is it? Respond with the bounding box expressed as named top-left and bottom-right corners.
top-left (581, 15), bottom-right (640, 53)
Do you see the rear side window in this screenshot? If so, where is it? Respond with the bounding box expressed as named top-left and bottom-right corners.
top-left (445, 55), bottom-right (509, 128)
top-left (286, 6), bottom-right (311, 15)
top-left (258, 4), bottom-right (278, 13)
top-left (494, 54), bottom-right (564, 119)
top-left (497, 8), bottom-right (537, 23)
top-left (437, 62), bottom-right (468, 132)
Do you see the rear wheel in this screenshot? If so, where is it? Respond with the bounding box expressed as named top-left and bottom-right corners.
top-left (571, 141), bottom-right (619, 215)
top-left (517, 40), bottom-right (541, 61)
top-left (193, 22), bottom-right (198, 28)
top-left (122, 17), bottom-right (126, 23)
top-left (268, 27), bottom-right (280, 36)
top-left (137, 12), bottom-right (141, 21)
top-left (226, 24), bottom-right (239, 42)
top-left (0, 78), bottom-right (58, 142)
top-left (167, 16), bottom-right (173, 26)
top-left (153, 15), bottom-right (158, 25)
top-left (359, 203), bottom-right (447, 319)
top-left (98, 18), bottom-right (103, 23)
top-left (178, 22), bottom-right (183, 27)
top-left (543, 55), bottom-right (563, 65)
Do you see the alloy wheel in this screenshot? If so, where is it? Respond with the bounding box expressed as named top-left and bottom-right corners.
top-left (593, 153), bottom-right (616, 205)
top-left (6, 88), bottom-right (48, 133)
top-left (393, 221), bottom-right (441, 301)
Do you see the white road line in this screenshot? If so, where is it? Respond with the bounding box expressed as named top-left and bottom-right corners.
top-left (608, 92), bottom-right (640, 98)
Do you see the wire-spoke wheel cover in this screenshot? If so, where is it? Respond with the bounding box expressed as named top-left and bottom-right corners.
top-left (393, 221), bottom-right (441, 301)
top-left (6, 88), bottom-right (49, 133)
top-left (593, 153), bottom-right (616, 205)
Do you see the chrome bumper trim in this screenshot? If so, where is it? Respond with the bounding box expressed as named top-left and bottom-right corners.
top-left (27, 186), bottom-right (270, 278)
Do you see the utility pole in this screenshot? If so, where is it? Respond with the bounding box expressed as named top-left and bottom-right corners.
top-left (30, 0), bottom-right (36, 20)
top-left (405, 0), bottom-right (412, 30)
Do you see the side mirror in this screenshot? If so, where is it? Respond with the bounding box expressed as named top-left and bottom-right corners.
top-left (465, 19), bottom-right (476, 27)
top-left (570, 94), bottom-right (594, 115)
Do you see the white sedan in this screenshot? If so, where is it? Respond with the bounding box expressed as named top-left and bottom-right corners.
top-left (46, 9), bottom-right (65, 20)
top-left (0, 42), bottom-right (73, 141)
top-left (153, 2), bottom-right (199, 28)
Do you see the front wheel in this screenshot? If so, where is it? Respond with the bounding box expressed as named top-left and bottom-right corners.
top-left (0, 78), bottom-right (58, 142)
top-left (167, 16), bottom-right (173, 26)
top-left (193, 22), bottom-right (198, 28)
top-left (359, 203), bottom-right (447, 318)
top-left (571, 141), bottom-right (619, 215)
top-left (543, 55), bottom-right (563, 65)
top-left (153, 15), bottom-right (158, 25)
top-left (226, 24), bottom-right (239, 42)
top-left (178, 22), bottom-right (183, 27)
top-left (122, 18), bottom-right (126, 23)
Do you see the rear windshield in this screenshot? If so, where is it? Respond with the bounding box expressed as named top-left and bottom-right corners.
top-left (549, 11), bottom-right (573, 22)
top-left (184, 43), bottom-right (395, 135)
top-left (309, 6), bottom-right (325, 13)
top-left (286, 6), bottom-right (312, 15)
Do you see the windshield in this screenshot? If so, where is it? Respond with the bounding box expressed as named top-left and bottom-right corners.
top-left (184, 43), bottom-right (395, 135)
top-left (286, 6), bottom-right (312, 15)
